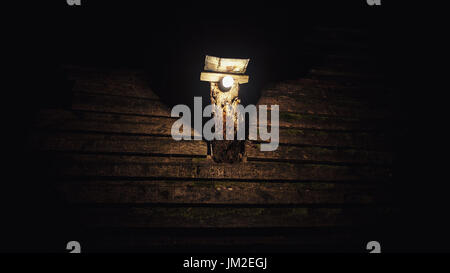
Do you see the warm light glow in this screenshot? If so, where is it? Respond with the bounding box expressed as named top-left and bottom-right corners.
top-left (221, 76), bottom-right (234, 88)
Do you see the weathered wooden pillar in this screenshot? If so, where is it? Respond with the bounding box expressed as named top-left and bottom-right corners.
top-left (200, 55), bottom-right (250, 163)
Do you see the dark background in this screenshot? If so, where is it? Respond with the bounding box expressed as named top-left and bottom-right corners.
top-left (3, 0), bottom-right (447, 252)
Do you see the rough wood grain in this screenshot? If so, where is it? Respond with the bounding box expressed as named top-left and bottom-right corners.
top-left (58, 180), bottom-right (384, 205)
top-left (258, 94), bottom-right (390, 118)
top-left (33, 109), bottom-right (390, 150)
top-left (264, 127), bottom-right (391, 150)
top-left (34, 109), bottom-right (179, 136)
top-left (29, 132), bottom-right (207, 156)
top-left (73, 206), bottom-right (391, 228)
top-left (246, 142), bottom-right (393, 165)
top-left (264, 80), bottom-right (392, 101)
top-left (261, 111), bottom-right (390, 131)
top-left (72, 93), bottom-right (170, 117)
top-left (28, 129), bottom-right (391, 164)
top-left (35, 108), bottom-right (389, 139)
top-left (47, 154), bottom-right (392, 181)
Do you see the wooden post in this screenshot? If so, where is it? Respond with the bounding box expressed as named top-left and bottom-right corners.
top-left (200, 56), bottom-right (250, 163)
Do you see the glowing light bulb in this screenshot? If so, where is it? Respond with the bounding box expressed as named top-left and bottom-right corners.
top-left (221, 76), bottom-right (234, 89)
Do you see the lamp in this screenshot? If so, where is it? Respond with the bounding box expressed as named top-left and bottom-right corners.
top-left (200, 55), bottom-right (250, 163)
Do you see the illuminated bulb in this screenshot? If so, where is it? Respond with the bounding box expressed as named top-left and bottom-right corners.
top-left (221, 76), bottom-right (234, 89)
